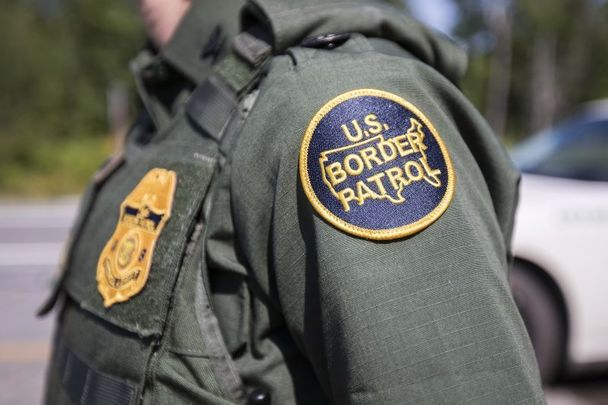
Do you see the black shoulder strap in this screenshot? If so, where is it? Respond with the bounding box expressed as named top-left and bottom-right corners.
top-left (185, 31), bottom-right (272, 143)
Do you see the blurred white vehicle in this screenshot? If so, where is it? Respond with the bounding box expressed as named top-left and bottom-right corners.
top-left (510, 102), bottom-right (608, 383)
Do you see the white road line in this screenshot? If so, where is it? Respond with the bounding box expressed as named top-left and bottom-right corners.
top-left (0, 206), bottom-right (76, 217)
top-left (0, 201), bottom-right (79, 229)
top-left (0, 220), bottom-right (74, 229)
top-left (0, 243), bottom-right (65, 267)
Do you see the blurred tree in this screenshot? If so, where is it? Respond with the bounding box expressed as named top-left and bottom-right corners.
top-left (4, 0), bottom-right (608, 195)
top-left (0, 0), bottom-right (144, 195)
top-left (454, 0), bottom-right (608, 139)
top-left (482, 0), bottom-right (512, 139)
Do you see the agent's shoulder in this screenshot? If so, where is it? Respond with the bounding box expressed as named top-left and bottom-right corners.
top-left (237, 36), bottom-right (449, 156)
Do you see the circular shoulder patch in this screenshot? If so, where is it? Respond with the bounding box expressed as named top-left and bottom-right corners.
top-left (299, 88), bottom-right (455, 240)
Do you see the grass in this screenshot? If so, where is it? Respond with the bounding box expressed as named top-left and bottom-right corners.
top-left (0, 134), bottom-right (115, 198)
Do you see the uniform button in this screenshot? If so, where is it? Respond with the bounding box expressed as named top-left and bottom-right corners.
top-left (247, 388), bottom-right (271, 405)
top-left (301, 32), bottom-right (351, 49)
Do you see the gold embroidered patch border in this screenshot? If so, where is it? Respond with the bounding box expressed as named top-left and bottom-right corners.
top-left (96, 168), bottom-right (177, 307)
top-left (299, 88), bottom-right (455, 240)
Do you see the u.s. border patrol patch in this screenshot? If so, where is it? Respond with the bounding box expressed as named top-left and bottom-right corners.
top-left (299, 89), bottom-right (455, 240)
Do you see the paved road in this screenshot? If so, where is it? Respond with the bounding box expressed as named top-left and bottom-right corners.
top-left (0, 198), bottom-right (76, 405)
top-left (0, 198), bottom-right (606, 404)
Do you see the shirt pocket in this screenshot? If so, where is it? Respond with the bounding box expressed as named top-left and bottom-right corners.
top-left (62, 142), bottom-right (217, 337)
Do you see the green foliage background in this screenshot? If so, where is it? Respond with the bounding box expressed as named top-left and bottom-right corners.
top-left (1, 0), bottom-right (607, 197)
top-left (456, 0), bottom-right (608, 140)
top-left (0, 0), bottom-right (143, 196)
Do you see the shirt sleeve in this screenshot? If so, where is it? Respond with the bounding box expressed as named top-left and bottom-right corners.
top-left (231, 52), bottom-right (545, 404)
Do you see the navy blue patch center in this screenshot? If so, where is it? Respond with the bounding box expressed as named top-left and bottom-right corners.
top-left (299, 89), bottom-right (455, 240)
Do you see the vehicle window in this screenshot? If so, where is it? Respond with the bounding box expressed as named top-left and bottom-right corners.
top-left (527, 121), bottom-right (608, 182)
top-left (510, 129), bottom-right (559, 172)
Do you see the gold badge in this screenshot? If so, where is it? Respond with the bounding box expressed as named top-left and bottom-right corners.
top-left (97, 168), bottom-right (177, 307)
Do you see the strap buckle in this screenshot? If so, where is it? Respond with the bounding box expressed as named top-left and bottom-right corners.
top-left (232, 32), bottom-right (272, 67)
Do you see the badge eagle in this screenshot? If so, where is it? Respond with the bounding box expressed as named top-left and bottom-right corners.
top-left (299, 89), bottom-right (455, 240)
top-left (97, 168), bottom-right (176, 307)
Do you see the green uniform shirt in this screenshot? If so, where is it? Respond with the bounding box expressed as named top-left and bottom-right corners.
top-left (43, 0), bottom-right (545, 404)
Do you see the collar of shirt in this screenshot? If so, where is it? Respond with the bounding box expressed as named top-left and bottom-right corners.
top-left (129, 0), bottom-right (243, 128)
top-left (161, 0), bottom-right (243, 85)
top-left (246, 0), bottom-right (467, 84)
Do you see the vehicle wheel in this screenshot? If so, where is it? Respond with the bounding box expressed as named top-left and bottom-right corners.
top-left (510, 263), bottom-right (566, 383)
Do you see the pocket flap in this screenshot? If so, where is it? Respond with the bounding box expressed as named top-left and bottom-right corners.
top-left (63, 144), bottom-right (217, 337)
